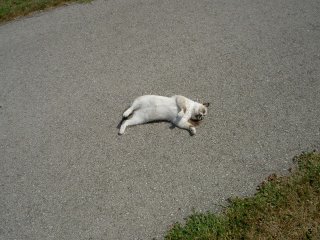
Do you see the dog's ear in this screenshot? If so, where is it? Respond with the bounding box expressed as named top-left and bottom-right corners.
top-left (203, 102), bottom-right (210, 107)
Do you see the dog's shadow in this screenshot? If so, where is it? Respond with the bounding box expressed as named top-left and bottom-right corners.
top-left (116, 118), bottom-right (198, 136)
top-left (116, 117), bottom-right (176, 130)
top-left (116, 118), bottom-right (126, 129)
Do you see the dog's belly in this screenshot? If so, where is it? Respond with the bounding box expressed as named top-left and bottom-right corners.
top-left (142, 105), bottom-right (178, 122)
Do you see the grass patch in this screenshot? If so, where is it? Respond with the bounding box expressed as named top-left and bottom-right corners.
top-left (0, 0), bottom-right (90, 23)
top-left (166, 151), bottom-right (320, 240)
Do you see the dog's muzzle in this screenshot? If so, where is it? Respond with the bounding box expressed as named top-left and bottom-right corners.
top-left (195, 114), bottom-right (204, 121)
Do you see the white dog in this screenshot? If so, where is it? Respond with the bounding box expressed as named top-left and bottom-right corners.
top-left (119, 95), bottom-right (209, 135)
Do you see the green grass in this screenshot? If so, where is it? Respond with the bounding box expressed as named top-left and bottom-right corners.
top-left (165, 151), bottom-right (320, 240)
top-left (0, 0), bottom-right (90, 23)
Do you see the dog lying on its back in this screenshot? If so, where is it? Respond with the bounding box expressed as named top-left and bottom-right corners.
top-left (119, 95), bottom-right (209, 135)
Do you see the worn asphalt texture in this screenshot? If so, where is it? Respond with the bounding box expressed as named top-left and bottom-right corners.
top-left (1, 0), bottom-right (320, 239)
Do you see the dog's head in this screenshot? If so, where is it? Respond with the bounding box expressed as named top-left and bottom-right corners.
top-left (192, 102), bottom-right (210, 121)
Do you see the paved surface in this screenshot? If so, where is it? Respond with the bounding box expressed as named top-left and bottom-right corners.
top-left (1, 0), bottom-right (320, 239)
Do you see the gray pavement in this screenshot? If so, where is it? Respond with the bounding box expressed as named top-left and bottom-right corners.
top-left (1, 0), bottom-right (320, 239)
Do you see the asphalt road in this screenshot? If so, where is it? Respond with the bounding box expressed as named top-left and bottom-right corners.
top-left (1, 0), bottom-right (320, 239)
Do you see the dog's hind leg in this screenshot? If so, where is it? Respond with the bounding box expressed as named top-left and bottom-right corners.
top-left (123, 107), bottom-right (134, 119)
top-left (122, 99), bottom-right (142, 119)
top-left (119, 112), bottom-right (145, 135)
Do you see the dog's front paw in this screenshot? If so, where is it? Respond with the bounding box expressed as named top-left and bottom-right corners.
top-left (190, 127), bottom-right (196, 136)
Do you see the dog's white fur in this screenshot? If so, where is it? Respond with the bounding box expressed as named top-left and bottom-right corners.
top-left (119, 95), bottom-right (209, 135)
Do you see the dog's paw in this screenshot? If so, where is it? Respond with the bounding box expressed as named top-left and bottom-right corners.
top-left (190, 127), bottom-right (196, 136)
top-left (118, 129), bottom-right (125, 135)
